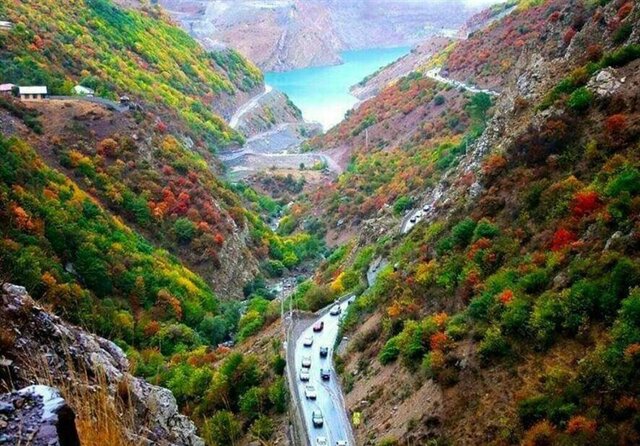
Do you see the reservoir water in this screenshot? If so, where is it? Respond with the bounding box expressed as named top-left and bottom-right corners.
top-left (265, 46), bottom-right (411, 131)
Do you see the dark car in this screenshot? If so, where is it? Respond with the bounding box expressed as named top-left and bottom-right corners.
top-left (313, 321), bottom-right (324, 332)
top-left (319, 347), bottom-right (329, 358)
top-left (320, 368), bottom-right (331, 380)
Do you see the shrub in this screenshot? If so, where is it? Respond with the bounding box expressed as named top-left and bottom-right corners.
top-left (566, 87), bottom-right (593, 111)
top-left (445, 313), bottom-right (468, 340)
top-left (379, 336), bottom-right (400, 364)
top-left (519, 395), bottom-right (552, 427)
top-left (522, 420), bottom-right (556, 446)
top-left (563, 27), bottom-right (577, 45)
top-left (451, 218), bottom-right (477, 248)
top-left (203, 411), bottom-right (242, 446)
top-left (605, 167), bottom-right (640, 197)
top-left (566, 416), bottom-right (597, 435)
top-left (600, 44), bottom-right (640, 68)
top-left (473, 218), bottom-right (499, 241)
top-left (250, 415), bottom-right (274, 441)
top-left (570, 191), bottom-right (601, 217)
top-left (551, 228), bottom-right (576, 251)
top-left (521, 269), bottom-right (549, 294)
top-left (239, 387), bottom-right (264, 421)
top-left (267, 377), bottom-right (287, 413)
top-left (173, 218), bottom-right (196, 244)
top-left (433, 94), bottom-right (446, 106)
top-left (604, 113), bottom-right (627, 135)
top-left (613, 22), bottom-right (633, 44)
top-left (478, 326), bottom-right (509, 361)
top-left (530, 292), bottom-right (566, 348)
top-left (393, 196), bottom-right (413, 215)
top-left (501, 298), bottom-right (532, 337)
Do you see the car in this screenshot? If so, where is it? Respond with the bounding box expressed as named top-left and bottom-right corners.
top-left (303, 336), bottom-right (313, 347)
top-left (312, 410), bottom-right (324, 427)
top-left (320, 368), bottom-right (331, 380)
top-left (302, 355), bottom-right (312, 368)
top-left (423, 205), bottom-right (431, 212)
top-left (313, 321), bottom-right (324, 332)
top-left (300, 368), bottom-right (310, 382)
top-left (304, 385), bottom-right (317, 400)
top-left (316, 437), bottom-right (328, 446)
top-left (336, 441), bottom-right (348, 446)
top-left (329, 305), bottom-right (342, 316)
top-left (319, 346), bottom-right (329, 358)
top-left (409, 216), bottom-right (417, 223)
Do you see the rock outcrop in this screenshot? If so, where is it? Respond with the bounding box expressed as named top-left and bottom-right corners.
top-left (0, 283), bottom-right (204, 446)
top-left (0, 385), bottom-right (81, 446)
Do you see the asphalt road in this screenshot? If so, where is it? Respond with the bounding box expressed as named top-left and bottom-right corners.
top-left (424, 67), bottom-right (500, 97)
top-left (229, 84), bottom-right (273, 129)
top-left (294, 299), bottom-right (354, 446)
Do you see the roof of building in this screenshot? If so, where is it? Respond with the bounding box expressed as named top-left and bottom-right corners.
top-left (19, 86), bottom-right (48, 95)
top-left (0, 83), bottom-right (15, 91)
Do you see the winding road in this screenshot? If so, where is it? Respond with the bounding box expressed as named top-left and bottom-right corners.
top-left (229, 85), bottom-right (273, 129)
top-left (424, 67), bottom-right (499, 97)
top-left (287, 260), bottom-right (386, 446)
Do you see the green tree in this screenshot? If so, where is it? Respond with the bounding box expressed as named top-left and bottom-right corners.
top-left (173, 218), bottom-right (196, 244)
top-left (239, 387), bottom-right (264, 421)
top-left (268, 377), bottom-right (287, 413)
top-left (250, 415), bottom-right (274, 441)
top-left (203, 411), bottom-right (242, 446)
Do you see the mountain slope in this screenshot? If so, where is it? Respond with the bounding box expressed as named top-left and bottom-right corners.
top-left (0, 0), bottom-right (262, 148)
top-left (157, 0), bottom-right (500, 71)
top-left (0, 1), bottom-right (324, 444)
top-left (291, 0), bottom-right (640, 444)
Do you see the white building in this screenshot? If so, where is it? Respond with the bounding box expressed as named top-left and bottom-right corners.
top-left (0, 83), bottom-right (15, 95)
top-left (73, 85), bottom-right (94, 96)
top-left (19, 86), bottom-right (48, 101)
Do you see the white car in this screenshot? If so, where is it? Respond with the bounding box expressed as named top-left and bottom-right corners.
top-left (303, 336), bottom-right (313, 347)
top-left (312, 410), bottom-right (324, 427)
top-left (329, 305), bottom-right (342, 316)
top-left (316, 437), bottom-right (328, 446)
top-left (336, 441), bottom-right (348, 446)
top-left (304, 385), bottom-right (317, 400)
top-left (302, 356), bottom-right (312, 368)
top-left (300, 368), bottom-right (310, 382)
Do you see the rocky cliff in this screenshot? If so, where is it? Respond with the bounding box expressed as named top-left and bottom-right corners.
top-left (0, 283), bottom-right (204, 446)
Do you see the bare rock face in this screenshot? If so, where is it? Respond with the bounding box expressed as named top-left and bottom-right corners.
top-left (587, 68), bottom-right (623, 98)
top-left (0, 283), bottom-right (204, 446)
top-left (0, 385), bottom-right (80, 446)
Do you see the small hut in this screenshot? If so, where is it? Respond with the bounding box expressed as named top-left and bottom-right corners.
top-left (19, 86), bottom-right (48, 101)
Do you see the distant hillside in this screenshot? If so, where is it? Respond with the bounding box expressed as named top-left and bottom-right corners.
top-left (157, 0), bottom-right (501, 71)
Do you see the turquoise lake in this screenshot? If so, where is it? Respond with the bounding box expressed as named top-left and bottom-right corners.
top-left (265, 46), bottom-right (411, 131)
